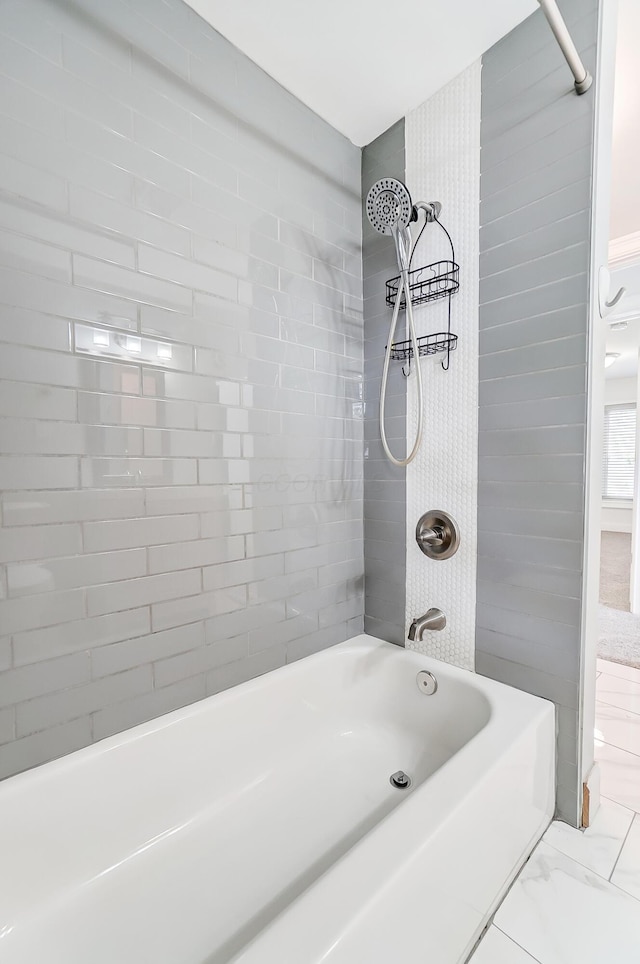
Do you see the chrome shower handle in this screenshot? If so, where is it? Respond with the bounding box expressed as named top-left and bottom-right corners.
top-left (418, 526), bottom-right (446, 547)
top-left (416, 510), bottom-right (460, 560)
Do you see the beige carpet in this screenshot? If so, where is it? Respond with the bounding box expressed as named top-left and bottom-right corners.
top-left (599, 531), bottom-right (640, 668)
top-left (599, 531), bottom-right (631, 612)
top-left (598, 605), bottom-right (640, 669)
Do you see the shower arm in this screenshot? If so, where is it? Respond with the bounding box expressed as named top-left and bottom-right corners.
top-left (537, 0), bottom-right (593, 94)
top-left (414, 201), bottom-right (442, 223)
top-left (390, 203), bottom-right (441, 273)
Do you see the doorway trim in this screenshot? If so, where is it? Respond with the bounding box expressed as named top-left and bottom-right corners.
top-left (579, 0), bottom-right (619, 826)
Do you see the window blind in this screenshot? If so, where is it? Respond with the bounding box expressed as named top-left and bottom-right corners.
top-left (602, 403), bottom-right (636, 501)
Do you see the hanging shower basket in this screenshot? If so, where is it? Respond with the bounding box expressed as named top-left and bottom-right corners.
top-left (385, 260), bottom-right (459, 309)
top-left (385, 217), bottom-right (459, 371)
top-left (389, 331), bottom-right (458, 362)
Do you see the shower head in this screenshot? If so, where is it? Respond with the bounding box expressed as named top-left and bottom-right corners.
top-left (366, 178), bottom-right (414, 236)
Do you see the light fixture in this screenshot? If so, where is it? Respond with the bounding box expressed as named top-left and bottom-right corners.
top-left (157, 343), bottom-right (173, 360)
top-left (609, 320), bottom-right (628, 331)
top-left (92, 330), bottom-right (110, 347)
top-left (605, 352), bottom-right (621, 368)
top-left (123, 335), bottom-right (142, 353)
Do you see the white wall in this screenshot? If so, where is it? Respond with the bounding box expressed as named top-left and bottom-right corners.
top-left (602, 376), bottom-right (636, 532)
top-left (606, 375), bottom-right (637, 403)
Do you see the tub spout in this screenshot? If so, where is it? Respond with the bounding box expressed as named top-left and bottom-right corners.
top-left (408, 608), bottom-right (446, 641)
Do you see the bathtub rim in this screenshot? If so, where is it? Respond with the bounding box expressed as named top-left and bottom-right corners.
top-left (0, 633), bottom-right (552, 796)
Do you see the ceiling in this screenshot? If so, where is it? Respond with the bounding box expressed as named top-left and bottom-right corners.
top-left (605, 318), bottom-right (640, 380)
top-left (606, 263), bottom-right (640, 379)
top-left (183, 0), bottom-right (537, 146)
top-left (611, 0), bottom-right (640, 242)
top-left (606, 0), bottom-right (640, 379)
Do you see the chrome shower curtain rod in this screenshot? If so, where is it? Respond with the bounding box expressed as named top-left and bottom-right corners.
top-left (537, 0), bottom-right (593, 94)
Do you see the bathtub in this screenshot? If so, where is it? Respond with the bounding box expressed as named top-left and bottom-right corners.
top-left (0, 634), bottom-right (554, 964)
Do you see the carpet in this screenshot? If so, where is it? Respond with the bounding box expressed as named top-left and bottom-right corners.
top-left (598, 531), bottom-right (640, 667)
top-left (599, 531), bottom-right (631, 612)
top-left (598, 604), bottom-right (640, 669)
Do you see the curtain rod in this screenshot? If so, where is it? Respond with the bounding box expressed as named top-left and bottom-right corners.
top-left (537, 0), bottom-right (593, 94)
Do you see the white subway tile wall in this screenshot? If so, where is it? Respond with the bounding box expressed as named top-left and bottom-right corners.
top-left (0, 0), bottom-right (364, 777)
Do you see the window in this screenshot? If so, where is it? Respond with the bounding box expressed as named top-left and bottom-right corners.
top-left (602, 403), bottom-right (637, 501)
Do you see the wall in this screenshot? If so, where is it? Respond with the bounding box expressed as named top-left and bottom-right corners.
top-left (362, 121), bottom-right (407, 645)
top-left (0, 0), bottom-right (363, 778)
top-left (602, 375), bottom-right (635, 533)
top-left (404, 63), bottom-right (481, 670)
top-left (476, 0), bottom-right (599, 823)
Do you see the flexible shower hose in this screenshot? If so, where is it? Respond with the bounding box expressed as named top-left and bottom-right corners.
top-left (379, 268), bottom-right (424, 466)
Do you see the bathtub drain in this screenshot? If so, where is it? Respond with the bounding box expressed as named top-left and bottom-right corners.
top-left (390, 770), bottom-right (412, 790)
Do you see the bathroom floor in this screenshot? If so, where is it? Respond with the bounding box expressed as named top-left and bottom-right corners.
top-left (469, 657), bottom-right (640, 963)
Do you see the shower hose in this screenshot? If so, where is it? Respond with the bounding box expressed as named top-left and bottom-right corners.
top-left (379, 265), bottom-right (424, 467)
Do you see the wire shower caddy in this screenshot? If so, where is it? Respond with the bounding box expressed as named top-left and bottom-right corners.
top-left (385, 217), bottom-right (459, 371)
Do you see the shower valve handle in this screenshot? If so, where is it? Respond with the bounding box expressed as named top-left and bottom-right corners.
top-left (415, 511), bottom-right (460, 560)
top-left (419, 526), bottom-right (445, 547)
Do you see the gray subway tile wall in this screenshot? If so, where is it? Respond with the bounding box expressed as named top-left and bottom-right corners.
top-left (362, 121), bottom-right (407, 646)
top-left (0, 0), bottom-right (363, 777)
top-left (477, 0), bottom-right (597, 823)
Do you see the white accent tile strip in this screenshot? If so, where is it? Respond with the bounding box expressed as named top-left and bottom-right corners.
top-left (404, 62), bottom-right (480, 669)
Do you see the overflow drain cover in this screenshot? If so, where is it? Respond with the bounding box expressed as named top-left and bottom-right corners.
top-left (390, 770), bottom-right (412, 790)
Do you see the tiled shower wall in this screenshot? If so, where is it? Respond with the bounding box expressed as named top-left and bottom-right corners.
top-left (0, 0), bottom-right (363, 777)
top-left (405, 63), bottom-right (481, 670)
top-left (477, 0), bottom-right (598, 823)
top-left (362, 121), bottom-right (407, 646)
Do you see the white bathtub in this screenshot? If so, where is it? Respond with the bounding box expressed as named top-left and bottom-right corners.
top-left (0, 635), bottom-right (554, 963)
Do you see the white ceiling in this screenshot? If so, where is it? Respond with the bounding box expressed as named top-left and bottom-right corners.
top-left (606, 262), bottom-right (640, 379)
top-left (183, 0), bottom-right (537, 146)
top-left (611, 0), bottom-right (640, 242)
top-left (606, 0), bottom-right (640, 379)
top-left (605, 319), bottom-right (640, 380)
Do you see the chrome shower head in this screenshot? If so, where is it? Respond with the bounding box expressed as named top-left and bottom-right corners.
top-left (366, 178), bottom-right (414, 236)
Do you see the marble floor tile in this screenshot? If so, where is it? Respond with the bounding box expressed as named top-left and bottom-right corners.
top-left (469, 925), bottom-right (539, 963)
top-left (495, 842), bottom-right (640, 964)
top-left (597, 673), bottom-right (640, 715)
top-left (595, 740), bottom-right (640, 812)
top-left (611, 814), bottom-right (640, 901)
top-left (542, 798), bottom-right (633, 878)
top-left (595, 700), bottom-right (640, 756)
top-left (597, 658), bottom-right (640, 684)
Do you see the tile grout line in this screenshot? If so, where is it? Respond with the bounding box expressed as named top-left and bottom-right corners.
top-left (596, 674), bottom-right (640, 762)
top-left (597, 674), bottom-right (640, 700)
top-left (597, 733), bottom-right (640, 759)
top-left (601, 793), bottom-right (640, 819)
top-left (609, 812), bottom-right (637, 883)
top-left (597, 662), bottom-right (640, 683)
top-left (596, 703), bottom-right (640, 722)
top-left (465, 830), bottom-right (551, 962)
top-left (494, 924), bottom-right (544, 963)
top-left (538, 830), bottom-right (621, 884)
